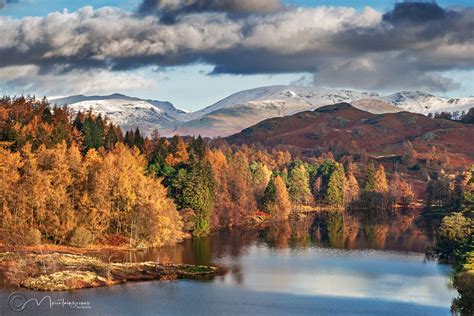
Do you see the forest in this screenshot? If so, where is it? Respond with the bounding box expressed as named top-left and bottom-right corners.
top-left (0, 96), bottom-right (472, 312)
top-left (0, 97), bottom-right (470, 238)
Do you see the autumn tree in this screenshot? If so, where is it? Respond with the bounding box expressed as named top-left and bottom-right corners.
top-left (250, 161), bottom-right (272, 201)
top-left (426, 170), bottom-right (452, 207)
top-left (0, 146), bottom-right (24, 244)
top-left (36, 142), bottom-right (77, 243)
top-left (206, 149), bottom-right (232, 228)
top-left (363, 161), bottom-right (390, 209)
top-left (105, 143), bottom-right (183, 246)
top-left (401, 140), bottom-right (417, 168)
top-left (344, 163), bottom-right (360, 204)
top-left (227, 151), bottom-right (257, 225)
top-left (389, 172), bottom-right (415, 207)
top-left (80, 148), bottom-right (111, 237)
top-left (262, 175), bottom-right (291, 220)
top-left (16, 144), bottom-right (51, 239)
top-left (364, 161), bottom-right (388, 194)
top-left (165, 136), bottom-right (189, 167)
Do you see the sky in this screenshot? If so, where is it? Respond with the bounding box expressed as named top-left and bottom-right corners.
top-left (0, 0), bottom-right (473, 111)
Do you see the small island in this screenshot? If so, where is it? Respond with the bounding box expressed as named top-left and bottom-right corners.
top-left (0, 252), bottom-right (226, 291)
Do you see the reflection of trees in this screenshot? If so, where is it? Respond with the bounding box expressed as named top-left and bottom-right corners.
top-left (451, 272), bottom-right (474, 315)
top-left (89, 207), bottom-right (436, 267)
top-left (261, 221), bottom-right (292, 249)
top-left (363, 223), bottom-right (389, 249)
top-left (289, 215), bottom-right (314, 249)
top-left (325, 213), bottom-right (345, 248)
top-left (343, 215), bottom-right (360, 249)
top-left (310, 211), bottom-right (346, 249)
top-left (302, 208), bottom-right (434, 251)
top-left (192, 237), bottom-right (212, 265)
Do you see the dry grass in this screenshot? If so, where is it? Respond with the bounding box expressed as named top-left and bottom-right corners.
top-left (1, 252), bottom-right (226, 291)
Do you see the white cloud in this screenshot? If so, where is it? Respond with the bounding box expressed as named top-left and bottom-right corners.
top-left (0, 64), bottom-right (157, 96)
top-left (0, 2), bottom-right (472, 94)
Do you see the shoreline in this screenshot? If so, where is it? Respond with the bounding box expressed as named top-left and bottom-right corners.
top-left (0, 252), bottom-right (227, 292)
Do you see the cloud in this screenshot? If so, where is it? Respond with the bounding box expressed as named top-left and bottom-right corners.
top-left (0, 2), bottom-right (472, 93)
top-left (383, 1), bottom-right (448, 24)
top-left (0, 65), bottom-right (157, 96)
top-left (138, 0), bottom-right (283, 22)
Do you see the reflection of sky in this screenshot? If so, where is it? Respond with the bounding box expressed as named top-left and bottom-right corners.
top-left (214, 245), bottom-right (456, 308)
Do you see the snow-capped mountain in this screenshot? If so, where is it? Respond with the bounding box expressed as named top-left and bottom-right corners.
top-left (176, 85), bottom-right (406, 136)
top-left (187, 85), bottom-right (382, 120)
top-left (50, 93), bottom-right (187, 134)
top-left (49, 86), bottom-right (474, 138)
top-left (383, 91), bottom-right (474, 115)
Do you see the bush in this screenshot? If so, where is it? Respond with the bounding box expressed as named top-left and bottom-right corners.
top-left (69, 227), bottom-right (94, 248)
top-left (24, 228), bottom-right (41, 246)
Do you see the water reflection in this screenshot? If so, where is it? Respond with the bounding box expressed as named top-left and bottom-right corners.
top-left (91, 209), bottom-right (434, 264)
top-left (0, 209), bottom-right (457, 315)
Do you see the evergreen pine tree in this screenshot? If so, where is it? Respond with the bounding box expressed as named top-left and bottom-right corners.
top-left (364, 161), bottom-right (378, 193)
top-left (134, 127), bottom-right (144, 151)
top-left (73, 112), bottom-right (83, 131)
top-left (288, 164), bottom-right (313, 206)
top-left (104, 124), bottom-right (119, 150)
top-left (325, 163), bottom-right (346, 207)
top-left (125, 130), bottom-right (135, 147)
top-left (42, 107), bottom-right (53, 124)
top-left (374, 164), bottom-right (389, 193)
top-left (181, 161), bottom-right (215, 236)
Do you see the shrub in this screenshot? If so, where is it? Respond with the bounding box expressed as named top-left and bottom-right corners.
top-left (24, 228), bottom-right (42, 246)
top-left (69, 227), bottom-right (94, 248)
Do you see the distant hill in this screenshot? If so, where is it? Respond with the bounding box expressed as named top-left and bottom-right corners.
top-left (226, 103), bottom-right (474, 165)
top-left (50, 94), bottom-right (187, 135)
top-left (49, 86), bottom-right (474, 137)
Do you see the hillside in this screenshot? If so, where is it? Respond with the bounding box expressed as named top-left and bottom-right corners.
top-left (49, 86), bottom-right (474, 137)
top-left (50, 94), bottom-right (187, 135)
top-left (226, 103), bottom-right (474, 165)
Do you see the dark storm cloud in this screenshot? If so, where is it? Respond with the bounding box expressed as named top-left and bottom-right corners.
top-left (0, 2), bottom-right (473, 93)
top-left (138, 0), bottom-right (283, 22)
top-left (383, 1), bottom-right (448, 24)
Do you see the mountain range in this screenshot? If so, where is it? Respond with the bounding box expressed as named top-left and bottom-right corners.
top-left (49, 86), bottom-right (474, 137)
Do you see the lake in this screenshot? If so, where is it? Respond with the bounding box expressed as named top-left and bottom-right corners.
top-left (0, 211), bottom-right (458, 315)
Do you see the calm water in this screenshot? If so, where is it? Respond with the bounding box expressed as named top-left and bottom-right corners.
top-left (0, 211), bottom-right (458, 315)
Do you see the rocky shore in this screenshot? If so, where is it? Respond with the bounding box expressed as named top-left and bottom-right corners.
top-left (0, 252), bottom-right (226, 291)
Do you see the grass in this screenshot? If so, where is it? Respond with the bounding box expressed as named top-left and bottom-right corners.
top-left (0, 252), bottom-right (16, 262)
top-left (1, 253), bottom-right (226, 291)
top-left (22, 270), bottom-right (109, 291)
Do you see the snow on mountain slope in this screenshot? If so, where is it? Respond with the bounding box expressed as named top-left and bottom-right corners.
top-left (383, 91), bottom-right (474, 114)
top-left (176, 86), bottom-right (473, 137)
top-left (175, 86), bottom-right (402, 137)
top-left (352, 99), bottom-right (403, 114)
top-left (50, 94), bottom-right (186, 134)
top-left (48, 86), bottom-right (474, 138)
top-left (187, 85), bottom-right (381, 120)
